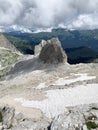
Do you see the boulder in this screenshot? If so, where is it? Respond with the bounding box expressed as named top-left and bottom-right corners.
top-left (39, 38), bottom-right (67, 64)
top-left (51, 104), bottom-right (98, 130)
top-left (0, 106), bottom-right (50, 130)
top-left (1, 105), bottom-right (15, 129)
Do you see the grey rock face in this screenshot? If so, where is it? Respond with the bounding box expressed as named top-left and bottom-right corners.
top-left (12, 119), bottom-right (50, 130)
top-left (34, 40), bottom-right (47, 55)
top-left (51, 104), bottom-right (98, 130)
top-left (0, 105), bottom-right (50, 130)
top-left (1, 104), bottom-right (98, 130)
top-left (51, 111), bottom-right (86, 130)
top-left (39, 38), bottom-right (67, 64)
top-left (0, 34), bottom-right (18, 53)
top-left (1, 105), bottom-right (15, 129)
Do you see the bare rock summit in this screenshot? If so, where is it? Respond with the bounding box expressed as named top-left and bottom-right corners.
top-left (0, 33), bottom-right (19, 53)
top-left (39, 38), bottom-right (67, 64)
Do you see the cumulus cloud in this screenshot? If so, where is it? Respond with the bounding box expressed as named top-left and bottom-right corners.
top-left (67, 13), bottom-right (98, 29)
top-left (0, 0), bottom-right (98, 29)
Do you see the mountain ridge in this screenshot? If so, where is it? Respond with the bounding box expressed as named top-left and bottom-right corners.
top-left (0, 33), bottom-right (20, 53)
top-left (5, 28), bottom-right (98, 52)
top-left (4, 29), bottom-right (98, 64)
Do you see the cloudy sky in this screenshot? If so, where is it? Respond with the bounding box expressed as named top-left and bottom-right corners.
top-left (0, 0), bottom-right (98, 30)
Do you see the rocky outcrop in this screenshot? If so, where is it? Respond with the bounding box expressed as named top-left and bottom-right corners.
top-left (0, 104), bottom-right (98, 130)
top-left (0, 105), bottom-right (50, 130)
top-left (1, 105), bottom-right (15, 129)
top-left (39, 38), bottom-right (67, 64)
top-left (0, 34), bottom-right (18, 53)
top-left (8, 38), bottom-right (67, 76)
top-left (51, 104), bottom-right (98, 130)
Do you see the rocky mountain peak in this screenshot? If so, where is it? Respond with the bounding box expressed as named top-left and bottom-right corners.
top-left (0, 33), bottom-right (18, 53)
top-left (39, 38), bottom-right (67, 64)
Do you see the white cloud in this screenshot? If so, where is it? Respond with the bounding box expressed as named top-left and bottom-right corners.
top-left (0, 0), bottom-right (98, 29)
top-left (0, 0), bottom-right (23, 25)
top-left (68, 13), bottom-right (98, 29)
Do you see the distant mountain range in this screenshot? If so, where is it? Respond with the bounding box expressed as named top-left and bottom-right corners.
top-left (3, 28), bottom-right (98, 64)
top-left (0, 25), bottom-right (32, 33)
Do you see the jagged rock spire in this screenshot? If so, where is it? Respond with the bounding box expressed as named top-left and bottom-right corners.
top-left (39, 38), bottom-right (67, 64)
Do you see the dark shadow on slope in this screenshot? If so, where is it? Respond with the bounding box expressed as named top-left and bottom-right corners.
top-left (7, 56), bottom-right (67, 79)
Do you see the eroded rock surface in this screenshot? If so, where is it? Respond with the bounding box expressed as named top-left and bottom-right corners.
top-left (39, 38), bottom-right (67, 64)
top-left (1, 105), bottom-right (15, 129)
top-left (51, 104), bottom-right (98, 130)
top-left (1, 104), bottom-right (98, 130)
top-left (0, 34), bottom-right (18, 53)
top-left (0, 105), bottom-right (50, 130)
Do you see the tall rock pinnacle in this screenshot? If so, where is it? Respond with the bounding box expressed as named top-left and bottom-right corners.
top-left (39, 38), bottom-right (67, 64)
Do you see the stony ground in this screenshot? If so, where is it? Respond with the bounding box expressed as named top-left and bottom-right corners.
top-left (0, 38), bottom-right (98, 129)
top-left (0, 54), bottom-right (98, 123)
